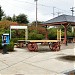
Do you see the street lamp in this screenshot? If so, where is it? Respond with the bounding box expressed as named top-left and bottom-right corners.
top-left (34, 0), bottom-right (38, 27)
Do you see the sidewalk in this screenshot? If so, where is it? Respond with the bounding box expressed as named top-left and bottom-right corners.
top-left (0, 43), bottom-right (75, 75)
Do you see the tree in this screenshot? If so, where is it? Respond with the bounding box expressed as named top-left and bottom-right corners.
top-left (31, 21), bottom-right (42, 26)
top-left (0, 6), bottom-right (4, 21)
top-left (12, 14), bottom-right (16, 22)
top-left (59, 25), bottom-right (72, 32)
top-left (16, 14), bottom-right (29, 24)
top-left (48, 28), bottom-right (57, 40)
top-left (29, 25), bottom-right (46, 35)
top-left (6, 16), bottom-right (12, 21)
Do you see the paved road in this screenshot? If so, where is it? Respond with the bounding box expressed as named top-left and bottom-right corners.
top-left (0, 43), bottom-right (75, 75)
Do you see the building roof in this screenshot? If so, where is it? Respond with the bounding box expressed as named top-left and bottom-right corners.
top-left (44, 14), bottom-right (75, 25)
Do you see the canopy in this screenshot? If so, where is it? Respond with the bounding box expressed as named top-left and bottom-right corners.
top-left (43, 14), bottom-right (75, 26)
top-left (43, 14), bottom-right (75, 45)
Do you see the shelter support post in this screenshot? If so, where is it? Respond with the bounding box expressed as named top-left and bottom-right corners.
top-left (10, 27), bottom-right (11, 39)
top-left (72, 27), bottom-right (74, 33)
top-left (45, 25), bottom-right (48, 40)
top-left (25, 29), bottom-right (28, 40)
top-left (57, 29), bottom-right (61, 41)
top-left (64, 25), bottom-right (67, 45)
top-left (25, 28), bottom-right (28, 44)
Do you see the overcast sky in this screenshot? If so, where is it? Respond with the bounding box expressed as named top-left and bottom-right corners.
top-left (0, 0), bottom-right (74, 22)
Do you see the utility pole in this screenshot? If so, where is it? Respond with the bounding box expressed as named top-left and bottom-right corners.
top-left (0, 6), bottom-right (1, 21)
top-left (70, 7), bottom-right (75, 16)
top-left (34, 0), bottom-right (38, 27)
top-left (51, 7), bottom-right (55, 18)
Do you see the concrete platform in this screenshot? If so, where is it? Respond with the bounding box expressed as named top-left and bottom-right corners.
top-left (0, 43), bottom-right (75, 75)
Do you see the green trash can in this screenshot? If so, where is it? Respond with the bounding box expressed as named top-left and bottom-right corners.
top-left (3, 44), bottom-right (8, 54)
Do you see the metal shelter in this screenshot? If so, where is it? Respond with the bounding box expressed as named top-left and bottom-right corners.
top-left (10, 26), bottom-right (28, 40)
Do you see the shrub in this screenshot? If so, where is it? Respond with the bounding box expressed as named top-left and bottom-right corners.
top-left (28, 32), bottom-right (44, 40)
top-left (7, 41), bottom-right (14, 52)
top-left (11, 38), bottom-right (18, 43)
top-left (11, 38), bottom-right (25, 43)
top-left (28, 26), bottom-right (46, 35)
top-left (0, 39), bottom-right (14, 51)
top-left (28, 32), bottom-right (37, 40)
top-left (36, 34), bottom-right (44, 40)
top-left (67, 31), bottom-right (74, 37)
top-left (48, 28), bottom-right (57, 40)
top-left (0, 39), bottom-right (3, 49)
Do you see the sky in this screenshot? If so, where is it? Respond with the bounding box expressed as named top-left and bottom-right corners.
top-left (0, 0), bottom-right (74, 22)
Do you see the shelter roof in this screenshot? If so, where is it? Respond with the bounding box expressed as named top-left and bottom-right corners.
top-left (43, 14), bottom-right (75, 26)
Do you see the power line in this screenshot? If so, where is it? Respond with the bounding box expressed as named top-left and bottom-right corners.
top-left (13, 0), bottom-right (34, 5)
top-left (13, 0), bottom-right (70, 14)
top-left (3, 0), bottom-right (71, 19)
